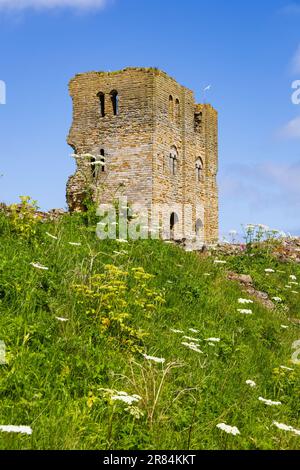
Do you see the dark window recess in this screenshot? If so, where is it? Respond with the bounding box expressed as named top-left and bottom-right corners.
top-left (110, 90), bottom-right (119, 115)
top-left (91, 156), bottom-right (96, 178)
top-left (100, 149), bottom-right (105, 172)
top-left (97, 92), bottom-right (105, 117)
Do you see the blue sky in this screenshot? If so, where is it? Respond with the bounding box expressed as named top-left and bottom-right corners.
top-left (0, 0), bottom-right (300, 237)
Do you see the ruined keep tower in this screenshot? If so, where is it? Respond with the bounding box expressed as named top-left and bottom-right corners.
top-left (67, 67), bottom-right (218, 244)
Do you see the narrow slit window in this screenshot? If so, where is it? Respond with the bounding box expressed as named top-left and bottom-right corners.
top-left (97, 92), bottom-right (105, 117)
top-left (175, 98), bottom-right (180, 124)
top-left (168, 95), bottom-right (174, 120)
top-left (110, 90), bottom-right (119, 115)
top-left (169, 146), bottom-right (178, 175)
top-left (195, 157), bottom-right (203, 182)
top-left (91, 156), bottom-right (96, 178)
top-left (100, 149), bottom-right (105, 172)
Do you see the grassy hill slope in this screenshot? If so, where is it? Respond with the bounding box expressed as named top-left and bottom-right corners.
top-left (0, 208), bottom-right (299, 450)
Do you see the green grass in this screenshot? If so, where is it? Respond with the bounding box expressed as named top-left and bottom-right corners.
top-left (0, 211), bottom-right (300, 450)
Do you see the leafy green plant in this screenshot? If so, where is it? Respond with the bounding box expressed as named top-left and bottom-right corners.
top-left (7, 196), bottom-right (41, 240)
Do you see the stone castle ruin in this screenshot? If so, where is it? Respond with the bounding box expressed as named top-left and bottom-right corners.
top-left (66, 67), bottom-right (218, 244)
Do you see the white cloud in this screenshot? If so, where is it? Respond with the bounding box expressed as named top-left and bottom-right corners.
top-left (280, 116), bottom-right (300, 139)
top-left (0, 0), bottom-right (109, 10)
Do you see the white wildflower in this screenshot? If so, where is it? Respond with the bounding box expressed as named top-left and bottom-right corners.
top-left (290, 275), bottom-right (297, 281)
top-left (203, 273), bottom-right (212, 276)
top-left (205, 338), bottom-right (221, 343)
top-left (273, 421), bottom-right (300, 436)
top-left (116, 239), bottom-right (128, 243)
top-left (208, 343), bottom-right (216, 347)
top-left (265, 269), bottom-right (275, 273)
top-left (246, 380), bottom-right (256, 388)
top-left (0, 425), bottom-right (32, 435)
top-left (30, 262), bottom-right (49, 271)
top-left (214, 260), bottom-right (227, 265)
top-left (289, 281), bottom-right (298, 285)
top-left (216, 423), bottom-right (240, 436)
top-left (238, 298), bottom-right (254, 304)
top-left (111, 392), bottom-right (141, 405)
top-left (258, 397), bottom-right (282, 406)
top-left (170, 329), bottom-right (184, 334)
top-left (68, 242), bottom-right (81, 246)
top-left (181, 342), bottom-right (203, 354)
top-left (237, 309), bottom-right (253, 315)
top-left (280, 366), bottom-right (294, 371)
top-left (142, 354), bottom-right (165, 364)
top-left (189, 328), bottom-right (199, 333)
top-left (281, 325), bottom-right (289, 329)
top-left (55, 317), bottom-right (69, 322)
top-left (45, 232), bottom-right (58, 240)
top-left (272, 297), bottom-right (282, 302)
top-left (285, 285), bottom-right (292, 289)
top-left (292, 291), bottom-right (299, 295)
top-left (182, 336), bottom-right (200, 342)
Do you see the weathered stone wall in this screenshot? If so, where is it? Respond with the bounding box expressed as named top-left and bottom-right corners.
top-left (66, 67), bottom-right (218, 244)
top-left (67, 68), bottom-right (155, 209)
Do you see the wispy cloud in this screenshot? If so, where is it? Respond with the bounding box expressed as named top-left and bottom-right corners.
top-left (220, 160), bottom-right (300, 225)
top-left (0, 0), bottom-right (110, 10)
top-left (279, 116), bottom-right (300, 139)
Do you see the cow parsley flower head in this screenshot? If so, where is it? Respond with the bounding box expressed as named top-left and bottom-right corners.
top-left (281, 325), bottom-right (289, 329)
top-left (214, 260), bottom-right (227, 265)
top-left (273, 421), bottom-right (300, 436)
top-left (55, 317), bottom-right (69, 322)
top-left (238, 298), bottom-right (254, 304)
top-left (237, 309), bottom-right (253, 315)
top-left (189, 328), bottom-right (199, 333)
top-left (170, 329), bottom-right (184, 334)
top-left (280, 365), bottom-right (294, 371)
top-left (182, 336), bottom-right (200, 342)
top-left (272, 297), bottom-right (282, 302)
top-left (246, 380), bottom-right (256, 388)
top-left (205, 338), bottom-right (221, 343)
top-left (142, 354), bottom-right (165, 364)
top-left (258, 397), bottom-right (282, 406)
top-left (111, 392), bottom-right (142, 405)
top-left (0, 425), bottom-right (32, 435)
top-left (216, 423), bottom-right (240, 436)
top-left (68, 242), bottom-right (81, 246)
top-left (265, 268), bottom-right (275, 273)
top-left (290, 275), bottom-right (297, 281)
top-left (181, 342), bottom-right (203, 354)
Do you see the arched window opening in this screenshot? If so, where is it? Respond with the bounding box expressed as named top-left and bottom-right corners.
top-left (175, 98), bottom-right (180, 124)
top-left (170, 212), bottom-right (179, 240)
top-left (110, 90), bottom-right (119, 115)
top-left (169, 146), bottom-right (178, 176)
top-left (100, 149), bottom-right (105, 172)
top-left (195, 157), bottom-right (203, 182)
top-left (168, 95), bottom-right (174, 120)
top-left (97, 92), bottom-right (105, 117)
top-left (195, 219), bottom-right (203, 237)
